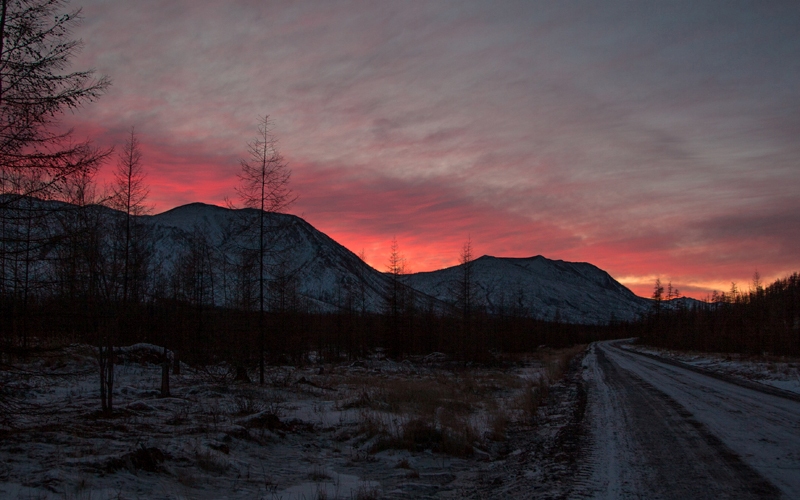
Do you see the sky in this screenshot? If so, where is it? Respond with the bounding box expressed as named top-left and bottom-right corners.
top-left (63, 0), bottom-right (800, 298)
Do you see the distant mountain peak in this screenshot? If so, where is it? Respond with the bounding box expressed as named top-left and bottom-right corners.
top-left (405, 253), bottom-right (648, 324)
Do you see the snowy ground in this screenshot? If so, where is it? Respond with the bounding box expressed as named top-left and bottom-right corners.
top-left (621, 341), bottom-right (800, 395)
top-left (0, 344), bottom-right (585, 499)
top-left (575, 341), bottom-right (800, 499)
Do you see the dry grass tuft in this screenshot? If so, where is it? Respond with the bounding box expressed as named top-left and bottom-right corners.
top-left (354, 483), bottom-right (381, 500)
top-left (195, 448), bottom-right (229, 474)
top-left (512, 380), bottom-right (546, 423)
top-left (342, 345), bottom-right (587, 457)
top-left (308, 465), bottom-right (331, 481)
top-left (367, 414), bottom-right (479, 457)
top-left (486, 410), bottom-right (509, 441)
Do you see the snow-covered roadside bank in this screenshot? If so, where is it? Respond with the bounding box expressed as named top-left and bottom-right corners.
top-left (621, 340), bottom-right (800, 396)
top-left (0, 344), bottom-right (584, 499)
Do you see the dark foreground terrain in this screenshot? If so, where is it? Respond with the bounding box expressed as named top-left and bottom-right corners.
top-left (0, 344), bottom-right (585, 499)
top-left (2, 341), bottom-right (798, 499)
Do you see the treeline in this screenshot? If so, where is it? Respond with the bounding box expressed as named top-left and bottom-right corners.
top-left (2, 282), bottom-right (616, 366)
top-left (636, 273), bottom-right (800, 356)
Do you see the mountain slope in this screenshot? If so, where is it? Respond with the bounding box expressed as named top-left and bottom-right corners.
top-left (2, 197), bottom-right (652, 322)
top-left (404, 255), bottom-right (650, 324)
top-left (144, 203), bottom-right (391, 311)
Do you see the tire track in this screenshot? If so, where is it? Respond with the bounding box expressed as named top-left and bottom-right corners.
top-left (571, 343), bottom-right (779, 499)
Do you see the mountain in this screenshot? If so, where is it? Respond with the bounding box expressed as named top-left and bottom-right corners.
top-left (403, 255), bottom-right (651, 324)
top-left (148, 206), bottom-right (652, 323)
top-left (143, 203), bottom-right (392, 312)
top-left (661, 296), bottom-right (705, 311)
top-left (2, 197), bottom-right (653, 323)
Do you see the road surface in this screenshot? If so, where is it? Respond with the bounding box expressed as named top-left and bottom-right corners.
top-left (575, 341), bottom-right (800, 499)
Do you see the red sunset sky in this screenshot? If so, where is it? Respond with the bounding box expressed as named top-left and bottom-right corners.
top-left (63, 0), bottom-right (800, 298)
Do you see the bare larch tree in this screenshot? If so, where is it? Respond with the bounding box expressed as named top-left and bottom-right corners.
top-left (0, 0), bottom-right (109, 206)
top-left (102, 127), bottom-right (150, 412)
top-left (236, 115), bottom-right (294, 385)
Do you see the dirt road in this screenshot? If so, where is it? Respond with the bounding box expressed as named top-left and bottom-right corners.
top-left (574, 341), bottom-right (800, 499)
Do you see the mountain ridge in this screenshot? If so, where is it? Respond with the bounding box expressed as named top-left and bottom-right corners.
top-left (2, 197), bottom-right (654, 323)
top-left (404, 254), bottom-right (650, 324)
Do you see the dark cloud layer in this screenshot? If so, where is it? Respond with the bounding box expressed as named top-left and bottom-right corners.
top-left (63, 0), bottom-right (800, 297)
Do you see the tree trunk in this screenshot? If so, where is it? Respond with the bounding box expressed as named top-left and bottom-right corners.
top-left (259, 201), bottom-right (265, 385)
top-left (106, 343), bottom-right (114, 416)
top-left (172, 349), bottom-right (181, 375)
top-left (234, 365), bottom-right (251, 383)
top-left (160, 345), bottom-right (170, 397)
top-left (99, 346), bottom-right (107, 414)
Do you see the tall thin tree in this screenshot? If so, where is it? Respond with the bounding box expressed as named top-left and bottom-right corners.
top-left (105, 127), bottom-right (149, 410)
top-left (456, 237), bottom-right (477, 358)
top-left (384, 238), bottom-right (406, 358)
top-left (112, 127), bottom-right (148, 305)
top-left (652, 278), bottom-right (664, 318)
top-left (235, 115), bottom-right (294, 385)
top-left (0, 0), bottom-right (108, 361)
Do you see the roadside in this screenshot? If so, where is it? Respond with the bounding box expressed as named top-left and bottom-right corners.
top-left (621, 340), bottom-right (800, 398)
top-left (577, 340), bottom-right (800, 498)
top-left (464, 347), bottom-right (588, 499)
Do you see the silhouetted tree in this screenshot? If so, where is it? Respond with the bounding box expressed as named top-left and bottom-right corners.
top-left (639, 272), bottom-right (800, 356)
top-left (384, 238), bottom-right (408, 358)
top-left (456, 237), bottom-right (476, 321)
top-left (110, 127), bottom-right (149, 304)
top-left (651, 278), bottom-right (664, 316)
top-left (0, 0), bottom-right (109, 205)
top-left (101, 127), bottom-right (151, 409)
top-left (453, 237), bottom-right (479, 358)
top-left (170, 223), bottom-right (217, 380)
top-left (235, 115), bottom-right (294, 384)
top-left (0, 0), bottom-right (109, 358)
top-left (50, 167), bottom-right (115, 413)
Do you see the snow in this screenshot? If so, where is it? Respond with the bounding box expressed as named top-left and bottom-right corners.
top-left (145, 203), bottom-right (392, 313)
top-left (405, 255), bottom-right (650, 324)
top-left (579, 344), bottom-right (631, 498)
top-left (276, 471), bottom-right (380, 499)
top-left (148, 211), bottom-right (654, 327)
top-left (592, 341), bottom-right (800, 498)
top-left (622, 341), bottom-right (800, 395)
top-left (0, 344), bottom-right (571, 499)
top-left (5, 198), bottom-right (653, 322)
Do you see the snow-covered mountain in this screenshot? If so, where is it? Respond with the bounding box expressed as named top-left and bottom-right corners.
top-left (147, 206), bottom-right (652, 323)
top-left (404, 255), bottom-right (651, 324)
top-left (143, 203), bottom-right (392, 312)
top-left (3, 198), bottom-right (654, 322)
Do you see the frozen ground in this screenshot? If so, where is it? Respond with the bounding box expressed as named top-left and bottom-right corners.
top-left (0, 344), bottom-right (586, 499)
top-left (621, 341), bottom-right (800, 395)
top-left (11, 340), bottom-right (793, 499)
top-left (574, 341), bottom-right (800, 499)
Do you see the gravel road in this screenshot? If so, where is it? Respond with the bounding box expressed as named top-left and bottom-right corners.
top-left (573, 341), bottom-right (800, 499)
